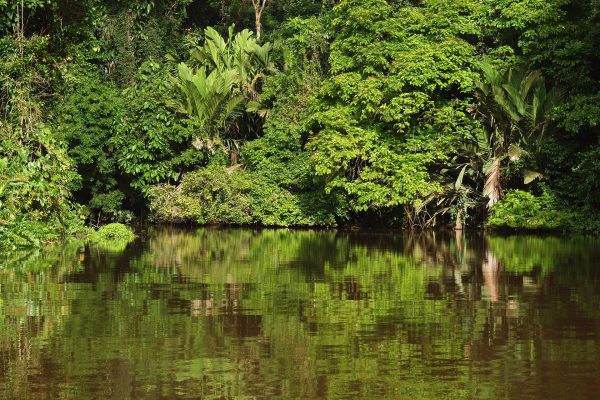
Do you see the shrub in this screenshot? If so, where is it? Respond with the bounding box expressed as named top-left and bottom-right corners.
top-left (88, 191), bottom-right (132, 223)
top-left (148, 165), bottom-right (274, 225)
top-left (486, 190), bottom-right (563, 231)
top-left (0, 125), bottom-right (86, 252)
top-left (90, 223), bottom-right (136, 242)
top-left (148, 165), bottom-right (341, 226)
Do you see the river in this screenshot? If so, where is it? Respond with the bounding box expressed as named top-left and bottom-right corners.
top-left (1, 228), bottom-right (599, 399)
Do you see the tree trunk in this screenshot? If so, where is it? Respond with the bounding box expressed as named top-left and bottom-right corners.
top-left (254, 8), bottom-right (262, 41)
top-left (455, 208), bottom-right (463, 231)
top-left (251, 0), bottom-right (267, 41)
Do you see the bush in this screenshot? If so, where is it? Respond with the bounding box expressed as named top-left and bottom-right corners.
top-left (88, 190), bottom-right (133, 223)
top-left (149, 164), bottom-right (254, 225)
top-left (486, 190), bottom-right (563, 231)
top-left (557, 209), bottom-right (600, 234)
top-left (111, 61), bottom-right (203, 195)
top-left (90, 223), bottom-right (136, 242)
top-left (0, 125), bottom-right (87, 252)
top-left (148, 165), bottom-right (342, 226)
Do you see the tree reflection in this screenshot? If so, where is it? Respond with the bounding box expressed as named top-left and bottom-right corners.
top-left (0, 229), bottom-right (599, 399)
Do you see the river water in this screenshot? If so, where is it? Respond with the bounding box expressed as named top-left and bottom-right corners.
top-left (1, 228), bottom-right (599, 399)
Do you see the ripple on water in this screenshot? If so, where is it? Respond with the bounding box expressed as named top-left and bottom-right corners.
top-left (0, 229), bottom-right (599, 399)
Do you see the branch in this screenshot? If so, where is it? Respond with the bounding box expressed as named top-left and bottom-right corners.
top-left (251, 0), bottom-right (267, 16)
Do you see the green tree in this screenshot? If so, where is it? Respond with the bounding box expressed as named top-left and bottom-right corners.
top-left (55, 65), bottom-right (125, 222)
top-left (111, 61), bottom-right (204, 196)
top-left (0, 32), bottom-right (83, 250)
top-left (307, 0), bottom-right (479, 225)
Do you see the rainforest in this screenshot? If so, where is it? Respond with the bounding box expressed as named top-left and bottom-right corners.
top-left (2, 2), bottom-right (600, 399)
top-left (1, 0), bottom-right (600, 245)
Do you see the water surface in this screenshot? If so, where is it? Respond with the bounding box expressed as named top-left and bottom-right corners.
top-left (1, 228), bottom-right (599, 399)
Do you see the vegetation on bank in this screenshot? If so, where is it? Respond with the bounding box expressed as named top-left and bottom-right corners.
top-left (487, 190), bottom-right (600, 233)
top-left (89, 223), bottom-right (136, 242)
top-left (1, 0), bottom-right (600, 250)
top-left (88, 223), bottom-right (137, 252)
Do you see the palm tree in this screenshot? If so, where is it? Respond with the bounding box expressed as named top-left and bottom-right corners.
top-left (474, 61), bottom-right (561, 208)
top-left (170, 25), bottom-right (275, 160)
top-left (171, 63), bottom-right (245, 153)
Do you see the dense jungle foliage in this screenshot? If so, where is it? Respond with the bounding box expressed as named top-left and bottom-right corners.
top-left (1, 0), bottom-right (600, 250)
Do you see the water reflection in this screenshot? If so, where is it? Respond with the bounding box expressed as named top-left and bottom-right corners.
top-left (1, 228), bottom-right (599, 399)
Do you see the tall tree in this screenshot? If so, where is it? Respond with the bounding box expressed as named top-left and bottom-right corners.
top-left (250, 0), bottom-right (268, 41)
top-left (308, 0), bottom-right (479, 222)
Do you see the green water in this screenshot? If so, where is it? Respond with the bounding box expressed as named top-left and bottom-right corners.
top-left (1, 228), bottom-right (599, 399)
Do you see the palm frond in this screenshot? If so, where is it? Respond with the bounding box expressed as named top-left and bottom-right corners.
top-left (523, 169), bottom-right (545, 184)
top-left (169, 24), bottom-right (275, 157)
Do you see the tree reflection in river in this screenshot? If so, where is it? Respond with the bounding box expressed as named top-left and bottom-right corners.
top-left (0, 228), bottom-right (599, 399)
